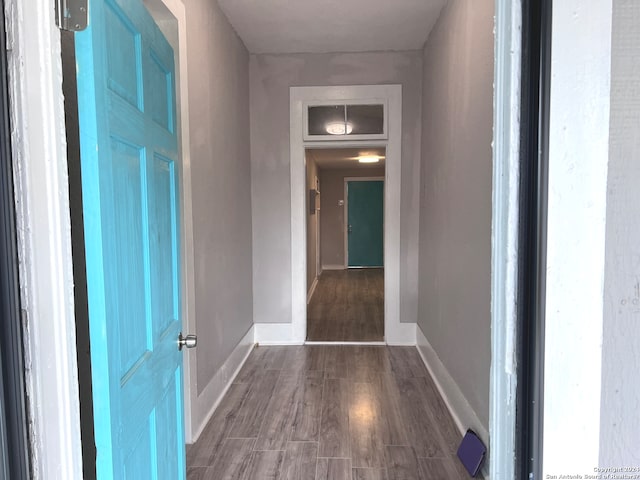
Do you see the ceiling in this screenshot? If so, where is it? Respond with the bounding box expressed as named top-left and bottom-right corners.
top-left (216, 0), bottom-right (448, 54)
top-left (307, 147), bottom-right (386, 170)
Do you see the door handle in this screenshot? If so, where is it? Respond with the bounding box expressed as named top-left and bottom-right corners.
top-left (348, 224), bottom-right (352, 234)
top-left (178, 332), bottom-right (197, 351)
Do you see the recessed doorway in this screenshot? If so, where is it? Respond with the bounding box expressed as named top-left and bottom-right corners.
top-left (305, 147), bottom-right (386, 342)
top-left (289, 84), bottom-right (413, 346)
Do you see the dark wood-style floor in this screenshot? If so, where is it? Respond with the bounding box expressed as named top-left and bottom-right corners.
top-left (187, 345), bottom-right (469, 479)
top-left (307, 269), bottom-right (384, 342)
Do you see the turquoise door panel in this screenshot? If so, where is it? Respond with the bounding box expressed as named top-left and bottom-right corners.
top-left (75, 0), bottom-right (184, 478)
top-left (347, 181), bottom-right (384, 267)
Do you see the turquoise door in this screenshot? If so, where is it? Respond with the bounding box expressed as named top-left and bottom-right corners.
top-left (75, 0), bottom-right (185, 478)
top-left (347, 180), bottom-right (384, 267)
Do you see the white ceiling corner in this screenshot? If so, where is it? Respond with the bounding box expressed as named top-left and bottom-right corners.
top-left (216, 0), bottom-right (448, 54)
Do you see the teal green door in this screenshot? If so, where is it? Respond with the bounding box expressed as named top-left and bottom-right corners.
top-left (75, 0), bottom-right (185, 478)
top-left (347, 180), bottom-right (384, 267)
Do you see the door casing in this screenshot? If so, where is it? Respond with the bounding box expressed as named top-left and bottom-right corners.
top-left (0, 3), bottom-right (30, 477)
top-left (5, 0), bottom-right (524, 476)
top-left (287, 84), bottom-right (414, 346)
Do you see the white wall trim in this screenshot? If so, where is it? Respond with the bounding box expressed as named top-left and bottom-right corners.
top-left (416, 327), bottom-right (488, 479)
top-left (490, 1), bottom-right (522, 478)
top-left (290, 85), bottom-right (414, 346)
top-left (254, 323), bottom-right (304, 345)
top-left (385, 322), bottom-right (417, 346)
top-left (5, 0), bottom-right (83, 477)
top-left (144, 0), bottom-right (197, 449)
top-left (416, 326), bottom-right (488, 441)
top-left (307, 276), bottom-right (319, 304)
top-left (189, 326), bottom-right (255, 443)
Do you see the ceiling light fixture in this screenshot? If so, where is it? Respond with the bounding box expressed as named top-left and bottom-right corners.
top-left (358, 155), bottom-right (382, 163)
top-left (325, 122), bottom-right (353, 135)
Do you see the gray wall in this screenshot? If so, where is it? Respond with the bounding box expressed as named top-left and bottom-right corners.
top-left (186, 0), bottom-right (253, 392)
top-left (600, 0), bottom-right (640, 464)
top-left (305, 153), bottom-right (319, 292)
top-left (319, 167), bottom-right (386, 268)
top-left (417, 0), bottom-right (494, 428)
top-left (250, 51), bottom-right (422, 324)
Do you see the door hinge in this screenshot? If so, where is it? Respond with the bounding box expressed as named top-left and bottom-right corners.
top-left (55, 0), bottom-right (88, 32)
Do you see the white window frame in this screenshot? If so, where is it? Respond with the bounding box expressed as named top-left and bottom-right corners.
top-left (302, 98), bottom-right (388, 142)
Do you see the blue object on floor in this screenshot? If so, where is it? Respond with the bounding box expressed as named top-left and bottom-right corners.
top-left (457, 429), bottom-right (486, 477)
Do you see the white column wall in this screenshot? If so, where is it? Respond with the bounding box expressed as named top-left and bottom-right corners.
top-left (543, 0), bottom-right (612, 475)
top-left (599, 0), bottom-right (640, 467)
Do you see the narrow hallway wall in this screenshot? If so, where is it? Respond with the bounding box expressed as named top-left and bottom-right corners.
top-left (185, 0), bottom-right (253, 399)
top-left (417, 0), bottom-right (494, 430)
top-left (250, 51), bottom-right (422, 326)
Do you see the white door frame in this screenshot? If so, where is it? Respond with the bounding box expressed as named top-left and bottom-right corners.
top-left (8, 1), bottom-right (522, 476)
top-left (343, 176), bottom-right (385, 268)
top-left (290, 85), bottom-right (415, 345)
top-left (5, 0), bottom-right (83, 476)
top-left (490, 0), bottom-right (522, 477)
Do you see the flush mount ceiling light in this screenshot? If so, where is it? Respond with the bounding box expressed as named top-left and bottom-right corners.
top-left (358, 155), bottom-right (384, 163)
top-left (325, 121), bottom-right (353, 135)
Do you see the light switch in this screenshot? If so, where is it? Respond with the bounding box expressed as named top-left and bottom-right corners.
top-left (338, 200), bottom-right (344, 206)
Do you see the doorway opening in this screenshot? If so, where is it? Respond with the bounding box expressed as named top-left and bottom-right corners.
top-left (289, 85), bottom-right (413, 346)
top-left (62, 0), bottom-right (197, 475)
top-left (305, 147), bottom-right (386, 342)
top-left (0, 3), bottom-right (30, 477)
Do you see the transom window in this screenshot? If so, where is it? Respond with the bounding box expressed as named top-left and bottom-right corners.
top-left (303, 100), bottom-right (387, 141)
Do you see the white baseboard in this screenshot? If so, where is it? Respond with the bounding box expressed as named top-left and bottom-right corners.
top-left (307, 276), bottom-right (318, 304)
top-left (254, 323), bottom-right (304, 345)
top-left (385, 321), bottom-right (416, 346)
top-left (189, 326), bottom-right (255, 443)
top-left (321, 264), bottom-right (345, 271)
top-left (415, 325), bottom-right (489, 456)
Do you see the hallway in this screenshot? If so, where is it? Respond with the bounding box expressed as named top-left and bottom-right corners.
top-left (307, 270), bottom-right (384, 342)
top-left (186, 345), bottom-right (467, 479)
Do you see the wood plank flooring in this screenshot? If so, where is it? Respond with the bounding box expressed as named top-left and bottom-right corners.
top-left (307, 269), bottom-right (384, 342)
top-left (187, 346), bottom-right (470, 479)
